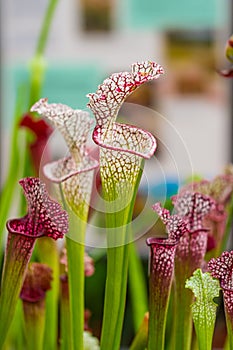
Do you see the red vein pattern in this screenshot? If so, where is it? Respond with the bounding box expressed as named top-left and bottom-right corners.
top-left (7, 177), bottom-right (68, 240)
top-left (31, 98), bottom-right (99, 214)
top-left (87, 61), bottom-right (163, 199)
top-left (147, 238), bottom-right (177, 287)
top-left (172, 191), bottom-right (215, 232)
top-left (208, 251), bottom-right (233, 321)
top-left (208, 251), bottom-right (233, 289)
top-left (179, 175), bottom-right (233, 253)
top-left (152, 202), bottom-right (188, 242)
top-left (87, 61), bottom-right (164, 127)
top-left (31, 98), bottom-right (98, 169)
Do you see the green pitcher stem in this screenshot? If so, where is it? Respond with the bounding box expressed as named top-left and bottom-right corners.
top-left (60, 275), bottom-right (72, 350)
top-left (8, 301), bottom-right (25, 350)
top-left (226, 315), bottom-right (233, 350)
top-left (0, 234), bottom-right (35, 348)
top-left (22, 301), bottom-right (46, 350)
top-left (128, 242), bottom-right (148, 332)
top-left (173, 275), bottom-right (193, 350)
top-left (224, 337), bottom-right (230, 350)
top-left (66, 206), bottom-right (87, 350)
top-left (35, 238), bottom-right (60, 350)
top-left (173, 231), bottom-right (208, 350)
top-left (129, 312), bottom-right (149, 350)
top-left (66, 235), bottom-right (85, 350)
top-left (148, 281), bottom-right (172, 349)
top-left (224, 295), bottom-right (233, 350)
top-left (59, 183), bottom-right (89, 350)
top-left (100, 163), bottom-right (143, 350)
top-left (100, 224), bottom-right (130, 350)
top-left (147, 240), bottom-right (177, 350)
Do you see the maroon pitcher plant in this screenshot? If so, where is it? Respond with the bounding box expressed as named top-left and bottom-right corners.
top-left (146, 202), bottom-right (188, 350)
top-left (172, 191), bottom-right (215, 350)
top-left (0, 177), bottom-right (68, 348)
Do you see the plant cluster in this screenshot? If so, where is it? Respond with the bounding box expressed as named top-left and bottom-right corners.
top-left (1, 1), bottom-right (233, 349)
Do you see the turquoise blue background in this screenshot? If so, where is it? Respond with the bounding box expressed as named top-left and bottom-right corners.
top-left (3, 62), bottom-right (105, 127)
top-left (117, 0), bottom-right (227, 29)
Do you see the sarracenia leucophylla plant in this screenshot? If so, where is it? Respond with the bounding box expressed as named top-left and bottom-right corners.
top-left (87, 60), bottom-right (164, 350)
top-left (31, 98), bottom-right (99, 350)
top-left (146, 202), bottom-right (188, 350)
top-left (172, 191), bottom-right (216, 350)
top-left (208, 251), bottom-right (233, 349)
top-left (0, 177), bottom-right (68, 348)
